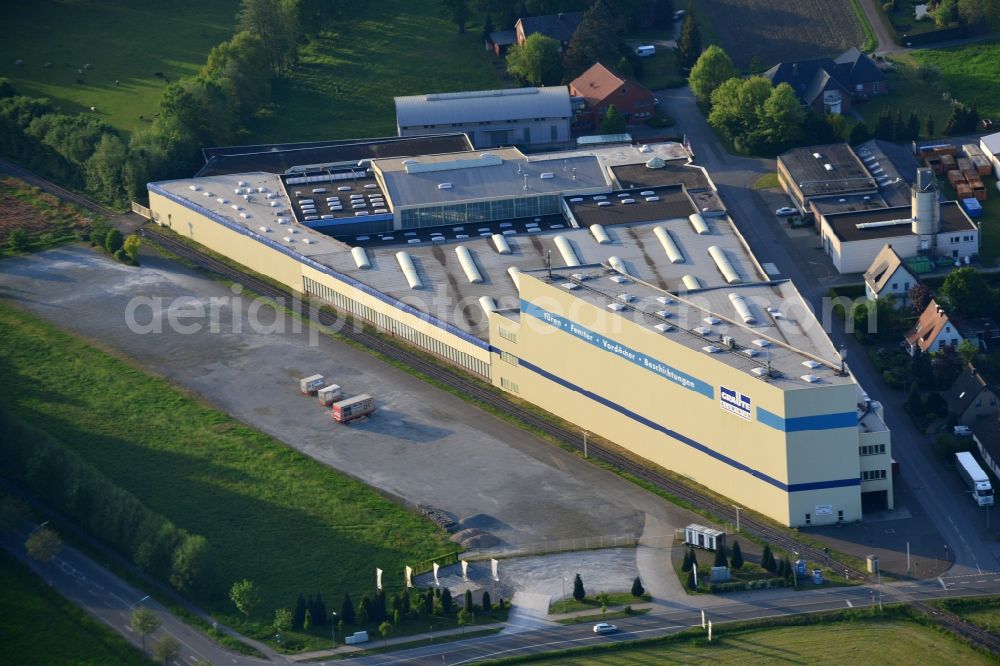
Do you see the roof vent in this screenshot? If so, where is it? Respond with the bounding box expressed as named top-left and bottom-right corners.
top-left (742, 348), bottom-right (760, 357)
top-left (562, 282), bottom-right (580, 290)
top-left (654, 323), bottom-right (673, 333)
top-left (802, 360), bottom-right (822, 369)
top-left (824, 163), bottom-right (834, 171)
top-left (703, 316), bottom-right (721, 325)
top-left (540, 172), bottom-right (554, 179)
top-left (800, 374), bottom-right (821, 383)
top-left (702, 345), bottom-right (722, 354)
top-left (751, 367), bottom-right (769, 376)
top-left (607, 302), bottom-right (626, 312)
top-left (693, 326), bottom-right (713, 336)
top-left (752, 339), bottom-right (771, 347)
top-left (437, 182), bottom-right (452, 189)
top-left (812, 152), bottom-right (822, 159)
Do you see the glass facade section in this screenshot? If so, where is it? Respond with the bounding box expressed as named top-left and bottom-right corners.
top-left (400, 195), bottom-right (560, 229)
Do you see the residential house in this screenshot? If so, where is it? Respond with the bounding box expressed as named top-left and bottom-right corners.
top-left (486, 30), bottom-right (517, 57)
top-left (864, 244), bottom-right (918, 307)
top-left (515, 12), bottom-right (583, 52)
top-left (944, 364), bottom-right (999, 426)
top-left (569, 62), bottom-right (657, 128)
top-left (764, 47), bottom-right (887, 115)
top-left (963, 316), bottom-right (1000, 351)
top-left (905, 299), bottom-right (968, 355)
top-left (973, 419), bottom-right (1000, 480)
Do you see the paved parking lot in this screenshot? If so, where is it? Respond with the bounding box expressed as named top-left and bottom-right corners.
top-left (0, 245), bottom-right (702, 555)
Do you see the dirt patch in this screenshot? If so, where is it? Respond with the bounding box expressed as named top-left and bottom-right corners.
top-left (698, 0), bottom-right (865, 70)
top-left (0, 177), bottom-right (90, 245)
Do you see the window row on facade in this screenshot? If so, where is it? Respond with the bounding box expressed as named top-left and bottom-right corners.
top-left (399, 195), bottom-right (562, 229)
top-left (859, 444), bottom-right (886, 456)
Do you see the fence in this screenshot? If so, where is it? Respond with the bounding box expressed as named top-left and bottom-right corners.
top-left (131, 201), bottom-right (152, 219)
top-left (464, 533), bottom-right (639, 560)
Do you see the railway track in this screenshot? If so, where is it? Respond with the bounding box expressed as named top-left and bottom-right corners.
top-left (143, 226), bottom-right (870, 581)
top-left (911, 601), bottom-right (1000, 653)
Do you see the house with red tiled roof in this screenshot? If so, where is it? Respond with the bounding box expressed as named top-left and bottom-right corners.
top-left (568, 62), bottom-right (656, 128)
top-left (904, 299), bottom-right (969, 354)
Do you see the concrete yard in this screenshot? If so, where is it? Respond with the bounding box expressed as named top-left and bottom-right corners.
top-left (0, 244), bottom-right (701, 555)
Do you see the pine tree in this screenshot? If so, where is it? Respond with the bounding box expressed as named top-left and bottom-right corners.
top-left (293, 593), bottom-right (307, 630)
top-left (907, 111), bottom-right (921, 140)
top-left (967, 104), bottom-right (980, 132)
top-left (303, 608), bottom-right (313, 631)
top-left (681, 548), bottom-right (693, 572)
top-left (874, 108), bottom-right (894, 140)
top-left (358, 595), bottom-right (371, 626)
top-left (849, 121), bottom-right (871, 146)
top-left (481, 13), bottom-right (494, 42)
top-left (422, 591), bottom-right (433, 617)
top-left (372, 590), bottom-right (386, 624)
top-left (441, 588), bottom-right (454, 614)
top-left (675, 1), bottom-right (702, 70)
top-left (925, 111), bottom-right (935, 138)
top-left (762, 543), bottom-right (776, 572)
top-left (713, 543), bottom-right (728, 568)
top-left (464, 589), bottom-right (474, 611)
top-left (892, 108), bottom-right (905, 141)
top-left (944, 106), bottom-right (962, 135)
top-left (341, 592), bottom-right (355, 625)
top-left (731, 541), bottom-right (744, 569)
top-left (315, 593), bottom-right (327, 626)
top-left (631, 576), bottom-right (645, 598)
top-left (573, 573), bottom-right (586, 601)
top-left (482, 590), bottom-right (492, 612)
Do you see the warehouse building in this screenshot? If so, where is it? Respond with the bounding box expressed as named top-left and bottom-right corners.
top-left (147, 139), bottom-right (892, 527)
top-left (394, 87), bottom-right (572, 149)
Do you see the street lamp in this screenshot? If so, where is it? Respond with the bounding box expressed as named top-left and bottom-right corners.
top-left (28, 521), bottom-right (49, 537)
top-left (582, 430), bottom-right (588, 459)
top-left (731, 506), bottom-right (741, 533)
top-left (331, 611), bottom-right (338, 647)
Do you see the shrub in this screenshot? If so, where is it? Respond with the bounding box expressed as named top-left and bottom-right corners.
top-left (104, 228), bottom-right (123, 253)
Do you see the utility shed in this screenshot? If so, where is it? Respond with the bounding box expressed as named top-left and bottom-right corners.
top-left (685, 524), bottom-right (726, 551)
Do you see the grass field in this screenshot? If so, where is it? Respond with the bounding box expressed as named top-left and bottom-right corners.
top-left (0, 551), bottom-right (151, 665)
top-left (504, 616), bottom-right (993, 664)
top-left (0, 176), bottom-right (93, 254)
top-left (879, 0), bottom-right (941, 38)
top-left (0, 0), bottom-right (237, 137)
top-left (0, 302), bottom-right (452, 620)
top-left (912, 42), bottom-right (1000, 122)
top-left (856, 59), bottom-right (953, 135)
top-left (246, 0), bottom-right (502, 142)
top-left (693, 0), bottom-right (866, 70)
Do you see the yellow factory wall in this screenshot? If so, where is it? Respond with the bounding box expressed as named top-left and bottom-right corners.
top-left (490, 274), bottom-right (864, 527)
top-left (859, 427), bottom-right (894, 510)
top-left (149, 191), bottom-right (304, 290)
top-left (148, 190), bottom-right (492, 378)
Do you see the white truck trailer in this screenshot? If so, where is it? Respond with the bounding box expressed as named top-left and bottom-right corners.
top-left (299, 374), bottom-right (325, 395)
top-left (956, 451), bottom-right (994, 506)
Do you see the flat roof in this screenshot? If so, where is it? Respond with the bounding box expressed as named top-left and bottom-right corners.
top-left (373, 149), bottom-right (608, 207)
top-left (566, 186), bottom-right (695, 227)
top-left (610, 162), bottom-right (725, 213)
top-left (395, 86), bottom-right (571, 127)
top-left (824, 201), bottom-right (977, 243)
top-left (196, 134), bottom-right (474, 177)
top-left (810, 193), bottom-right (888, 216)
top-left (279, 172), bottom-right (390, 223)
top-left (780, 143), bottom-right (877, 198)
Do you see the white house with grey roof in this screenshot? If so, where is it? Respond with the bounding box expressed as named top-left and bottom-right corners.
top-left (394, 87), bottom-right (572, 149)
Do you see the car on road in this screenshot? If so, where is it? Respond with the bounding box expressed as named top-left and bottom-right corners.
top-left (775, 207), bottom-right (797, 217)
top-left (954, 425), bottom-right (973, 437)
top-left (593, 622), bottom-right (619, 634)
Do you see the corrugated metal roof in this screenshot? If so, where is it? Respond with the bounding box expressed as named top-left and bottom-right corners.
top-left (395, 87), bottom-right (571, 127)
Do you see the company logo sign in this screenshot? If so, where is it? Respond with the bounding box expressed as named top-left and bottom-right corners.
top-left (720, 386), bottom-right (751, 421)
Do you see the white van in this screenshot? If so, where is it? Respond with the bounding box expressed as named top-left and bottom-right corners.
top-left (634, 45), bottom-right (656, 58)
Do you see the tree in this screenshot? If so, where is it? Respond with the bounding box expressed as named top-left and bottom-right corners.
top-left (911, 347), bottom-right (934, 390)
top-left (506, 33), bottom-right (563, 85)
top-left (131, 608), bottom-right (160, 655)
top-left (909, 283), bottom-right (931, 316)
top-left (713, 543), bottom-right (728, 568)
top-left (442, 0), bottom-right (472, 32)
top-left (958, 338), bottom-right (979, 366)
top-left (123, 233), bottom-right (141, 263)
top-left (482, 590), bottom-right (492, 612)
top-left (925, 111), bottom-right (936, 138)
top-left (358, 595), bottom-right (371, 625)
top-left (689, 45), bottom-right (736, 105)
top-left (481, 13), bottom-right (495, 42)
top-left (708, 76), bottom-right (772, 139)
top-left (379, 619), bottom-right (394, 644)
top-left (293, 593), bottom-right (307, 630)
top-left (944, 105), bottom-right (963, 135)
top-left (849, 121), bottom-right (872, 146)
top-left (237, 0), bottom-right (300, 75)
top-left (675, 1), bottom-right (701, 70)
top-left (201, 31), bottom-right (271, 122)
top-left (84, 133), bottom-right (129, 205)
top-left (572, 573), bottom-right (586, 601)
top-left (730, 540), bottom-right (744, 569)
top-left (631, 576), bottom-right (645, 598)
top-left (892, 108), bottom-right (905, 141)
top-left (314, 593), bottom-right (328, 626)
top-left (941, 267), bottom-right (993, 317)
top-left (758, 83), bottom-right (805, 149)
top-left (303, 608), bottom-right (312, 631)
top-left (906, 111), bottom-right (921, 141)
top-left (230, 579), bottom-right (261, 622)
top-left (957, 0), bottom-right (1000, 29)
top-left (761, 543), bottom-right (776, 572)
top-left (340, 592), bottom-right (355, 625)
top-left (104, 228), bottom-right (124, 254)
top-left (152, 634), bottom-right (180, 665)
top-left (905, 382), bottom-right (924, 415)
top-left (441, 588), bottom-right (454, 614)
top-left (25, 526), bottom-right (61, 561)
top-left (274, 608), bottom-right (292, 632)
top-left (601, 105), bottom-right (627, 134)
top-left (681, 547), bottom-right (693, 572)
top-left (874, 108), bottom-right (894, 140)
top-left (464, 588), bottom-right (475, 611)
top-left (457, 608), bottom-right (472, 628)
top-left (169, 534), bottom-right (208, 592)
top-left (562, 0), bottom-right (621, 78)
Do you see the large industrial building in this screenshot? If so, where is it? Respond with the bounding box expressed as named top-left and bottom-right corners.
top-left (147, 137), bottom-right (893, 527)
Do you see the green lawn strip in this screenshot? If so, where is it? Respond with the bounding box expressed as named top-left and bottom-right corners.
top-left (849, 0), bottom-right (879, 52)
top-left (555, 608), bottom-right (650, 625)
top-left (246, 0), bottom-right (501, 143)
top-left (0, 176), bottom-right (97, 254)
top-left (312, 628), bottom-right (503, 661)
top-left (549, 593), bottom-right (648, 615)
top-left (637, 51), bottom-right (685, 90)
top-left (0, 550), bottom-right (152, 665)
top-left (0, 0), bottom-right (236, 137)
top-left (912, 41), bottom-right (1000, 122)
top-left (753, 173), bottom-right (779, 190)
top-left (479, 606), bottom-right (994, 664)
top-left (937, 596), bottom-right (1000, 633)
top-left (0, 303), bottom-right (453, 626)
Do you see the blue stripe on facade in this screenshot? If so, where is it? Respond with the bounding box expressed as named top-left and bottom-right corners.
top-left (512, 355), bottom-right (859, 493)
top-left (148, 183), bottom-right (489, 351)
top-left (757, 408), bottom-right (857, 432)
top-left (520, 300), bottom-right (715, 399)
